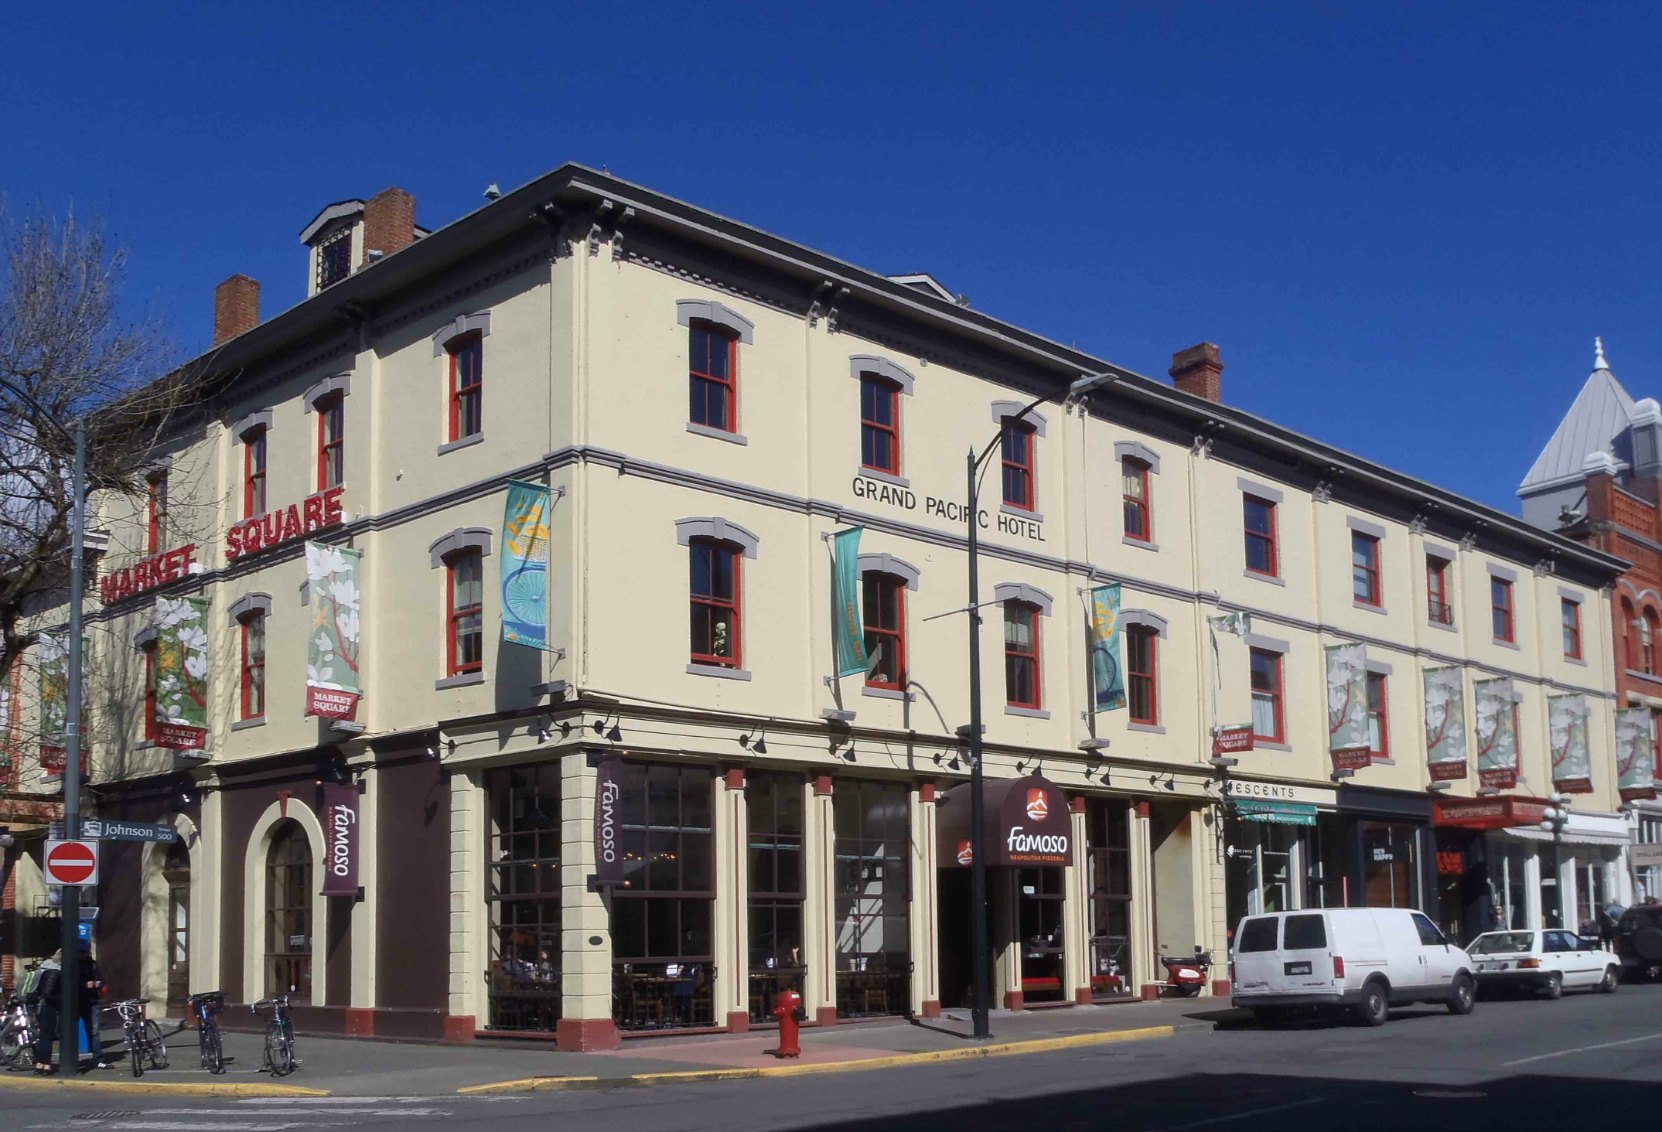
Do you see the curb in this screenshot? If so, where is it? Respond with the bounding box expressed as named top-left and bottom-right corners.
top-left (458, 1022), bottom-right (1183, 1094)
top-left (0, 1074), bottom-right (328, 1098)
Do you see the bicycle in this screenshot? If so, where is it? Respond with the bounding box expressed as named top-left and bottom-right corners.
top-left (251, 995), bottom-right (297, 1077)
top-left (106, 998), bottom-right (168, 1078)
top-left (186, 991), bottom-right (226, 1074)
top-left (0, 990), bottom-right (38, 1071)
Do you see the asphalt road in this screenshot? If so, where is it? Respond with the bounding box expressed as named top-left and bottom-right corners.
top-left (7, 984), bottom-right (1662, 1132)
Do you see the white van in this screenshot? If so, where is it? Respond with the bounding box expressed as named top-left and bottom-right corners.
top-left (1230, 908), bottom-right (1477, 1025)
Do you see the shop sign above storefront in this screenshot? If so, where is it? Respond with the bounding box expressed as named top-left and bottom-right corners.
top-left (227, 486), bottom-right (346, 561)
top-left (1213, 726), bottom-right (1254, 755)
top-left (320, 781), bottom-right (359, 897)
top-left (937, 774), bottom-right (1072, 867)
top-left (1233, 800), bottom-right (1316, 827)
top-left (1433, 795), bottom-right (1548, 830)
top-left (590, 752), bottom-right (626, 889)
top-left (1222, 780), bottom-right (1336, 807)
top-left (1631, 843), bottom-right (1662, 868)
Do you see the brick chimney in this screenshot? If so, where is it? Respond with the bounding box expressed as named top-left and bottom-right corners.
top-left (361, 187), bottom-right (416, 267)
top-left (213, 274), bottom-right (260, 345)
top-left (1170, 342), bottom-right (1223, 403)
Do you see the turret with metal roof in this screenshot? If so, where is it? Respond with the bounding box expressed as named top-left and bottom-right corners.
top-left (1519, 339), bottom-right (1642, 529)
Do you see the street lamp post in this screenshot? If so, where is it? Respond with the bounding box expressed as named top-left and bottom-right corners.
top-left (1541, 791), bottom-right (1569, 930)
top-left (962, 370), bottom-right (1122, 1040)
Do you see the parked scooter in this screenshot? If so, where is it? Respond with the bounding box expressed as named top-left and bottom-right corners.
top-left (1159, 944), bottom-right (1212, 997)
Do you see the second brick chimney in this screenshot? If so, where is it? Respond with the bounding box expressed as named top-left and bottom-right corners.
top-left (361, 187), bottom-right (416, 266)
top-left (1170, 342), bottom-right (1224, 403)
top-left (213, 274), bottom-right (260, 345)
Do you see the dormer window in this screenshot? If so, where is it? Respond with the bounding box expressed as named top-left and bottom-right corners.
top-left (318, 231), bottom-right (352, 291)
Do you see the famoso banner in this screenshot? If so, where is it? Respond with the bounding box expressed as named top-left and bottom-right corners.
top-left (1423, 666), bottom-right (1468, 780)
top-left (1548, 693), bottom-right (1593, 794)
top-left (1474, 677), bottom-right (1519, 790)
top-left (305, 542), bottom-right (363, 720)
top-left (501, 480), bottom-right (551, 650)
top-left (831, 527), bottom-right (869, 678)
top-left (1090, 583), bottom-right (1125, 713)
top-left (154, 596), bottom-right (209, 750)
top-left (1325, 642), bottom-right (1371, 770)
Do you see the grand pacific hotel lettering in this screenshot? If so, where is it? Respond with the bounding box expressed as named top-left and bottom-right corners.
top-left (851, 474), bottom-right (1045, 541)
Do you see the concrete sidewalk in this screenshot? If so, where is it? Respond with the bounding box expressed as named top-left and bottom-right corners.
top-left (0, 997), bottom-right (1230, 1097)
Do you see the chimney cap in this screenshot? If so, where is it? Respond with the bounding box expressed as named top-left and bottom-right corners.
top-left (1169, 342), bottom-right (1223, 373)
top-left (1582, 450), bottom-right (1619, 476)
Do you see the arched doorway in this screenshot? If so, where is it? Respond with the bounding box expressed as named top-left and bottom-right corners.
top-left (163, 840), bottom-right (191, 1008)
top-left (266, 820), bottom-right (313, 1001)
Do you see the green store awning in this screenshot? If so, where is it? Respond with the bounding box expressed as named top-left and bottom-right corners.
top-left (1234, 800), bottom-right (1317, 827)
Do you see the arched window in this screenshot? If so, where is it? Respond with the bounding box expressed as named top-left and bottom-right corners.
top-left (1003, 600), bottom-right (1042, 710)
top-left (1623, 599), bottom-right (1639, 670)
top-left (266, 820), bottom-right (313, 1001)
top-left (1645, 610), bottom-right (1659, 676)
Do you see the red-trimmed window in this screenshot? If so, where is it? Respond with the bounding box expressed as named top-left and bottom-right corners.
top-left (143, 643), bottom-right (158, 743)
top-left (689, 538), bottom-right (742, 667)
top-left (1243, 495), bottom-right (1278, 577)
top-left (317, 395), bottom-right (345, 491)
top-left (1366, 672), bottom-right (1389, 759)
top-left (1646, 611), bottom-right (1660, 676)
top-left (1127, 626), bottom-right (1158, 725)
top-left (243, 428), bottom-right (267, 519)
top-left (1352, 532), bottom-right (1381, 606)
top-left (147, 473), bottom-right (168, 554)
top-left (1561, 598), bottom-right (1582, 660)
top-left (1249, 648), bottom-right (1284, 743)
top-left (1624, 599), bottom-right (1640, 670)
top-left (445, 549), bottom-right (484, 677)
top-left (859, 374), bottom-right (901, 475)
top-left (447, 332), bottom-right (483, 443)
top-left (240, 612), bottom-right (266, 720)
top-left (862, 573), bottom-right (907, 691)
top-left (1003, 601), bottom-right (1041, 709)
top-left (689, 321), bottom-right (738, 433)
top-left (1427, 556), bottom-right (1452, 626)
top-left (1653, 709), bottom-right (1662, 779)
top-left (1122, 458), bottom-right (1152, 543)
top-left (1000, 419), bottom-right (1035, 511)
top-left (1491, 577), bottom-right (1514, 643)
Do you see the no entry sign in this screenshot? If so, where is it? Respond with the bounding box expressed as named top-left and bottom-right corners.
top-left (44, 839), bottom-right (99, 886)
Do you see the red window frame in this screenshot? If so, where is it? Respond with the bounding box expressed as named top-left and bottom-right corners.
top-left (1427, 556), bottom-right (1452, 625)
top-left (447, 333), bottom-right (483, 443)
top-left (1366, 671), bottom-right (1389, 759)
top-left (1122, 457), bottom-right (1152, 543)
top-left (859, 374), bottom-right (901, 475)
top-left (317, 395), bottom-right (345, 491)
top-left (688, 321), bottom-right (739, 433)
top-left (240, 612), bottom-right (266, 720)
top-left (1624, 600), bottom-right (1640, 670)
top-left (1646, 612), bottom-right (1660, 676)
top-left (1127, 626), bottom-right (1158, 725)
top-left (862, 573), bottom-right (908, 691)
top-left (1561, 598), bottom-right (1582, 660)
top-left (1491, 577), bottom-right (1515, 643)
top-left (1249, 647), bottom-right (1284, 743)
top-left (1000, 419), bottom-right (1036, 511)
top-left (243, 428), bottom-right (267, 519)
top-left (143, 644), bottom-right (158, 743)
top-left (1352, 532), bottom-right (1381, 606)
top-left (445, 549), bottom-right (484, 677)
top-left (1243, 495), bottom-right (1278, 577)
top-left (689, 538), bottom-right (742, 668)
top-left (1653, 708), bottom-right (1662, 779)
top-left (147, 473), bottom-right (168, 554)
top-left (1003, 601), bottom-right (1042, 710)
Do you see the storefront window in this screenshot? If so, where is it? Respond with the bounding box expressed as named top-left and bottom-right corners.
top-left (1087, 800), bottom-right (1131, 998)
top-left (613, 763), bottom-right (715, 1030)
top-left (486, 765), bottom-right (562, 1032)
top-left (1490, 843), bottom-right (1530, 930)
top-left (1226, 820), bottom-right (1303, 927)
top-left (834, 780), bottom-right (910, 1017)
top-left (265, 820), bottom-right (312, 1001)
top-left (1639, 818), bottom-right (1662, 901)
top-left (1017, 867), bottom-right (1065, 1002)
top-left (1361, 821), bottom-right (1419, 909)
top-left (748, 771), bottom-right (804, 1023)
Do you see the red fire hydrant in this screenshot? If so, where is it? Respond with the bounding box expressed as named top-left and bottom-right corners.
top-left (771, 990), bottom-right (802, 1059)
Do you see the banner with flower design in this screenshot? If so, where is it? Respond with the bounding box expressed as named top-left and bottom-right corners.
top-left (153, 596), bottom-right (210, 750)
top-left (38, 633), bottom-right (67, 769)
top-left (1326, 642), bottom-right (1371, 769)
top-left (1474, 676), bottom-right (1519, 790)
top-left (1548, 693), bottom-right (1593, 794)
top-left (1423, 666), bottom-right (1468, 780)
top-left (305, 542), bottom-right (362, 720)
top-left (1616, 707), bottom-right (1656, 802)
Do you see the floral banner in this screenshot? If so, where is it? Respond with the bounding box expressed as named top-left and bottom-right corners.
top-left (154, 596), bottom-right (209, 750)
top-left (1423, 667), bottom-right (1468, 780)
top-left (306, 542), bottom-right (362, 720)
top-left (1616, 707), bottom-right (1656, 802)
top-left (38, 634), bottom-right (66, 770)
top-left (1474, 677), bottom-right (1519, 790)
top-left (1326, 642), bottom-right (1371, 769)
top-left (1548, 693), bottom-right (1593, 795)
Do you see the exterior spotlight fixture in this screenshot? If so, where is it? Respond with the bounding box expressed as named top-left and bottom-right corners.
top-left (592, 712), bottom-right (623, 742)
top-left (0, 831), bottom-right (13, 849)
top-left (425, 745), bottom-right (439, 760)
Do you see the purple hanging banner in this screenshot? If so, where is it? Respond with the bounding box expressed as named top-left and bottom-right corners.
top-left (320, 781), bottom-right (360, 897)
top-left (591, 753), bottom-right (625, 889)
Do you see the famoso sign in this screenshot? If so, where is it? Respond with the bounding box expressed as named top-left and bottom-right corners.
top-left (227, 486), bottom-right (346, 561)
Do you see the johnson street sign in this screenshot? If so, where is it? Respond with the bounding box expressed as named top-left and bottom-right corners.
top-left (80, 820), bottom-right (178, 844)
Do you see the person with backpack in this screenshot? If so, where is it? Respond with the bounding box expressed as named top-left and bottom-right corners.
top-left (31, 951), bottom-right (60, 1073)
top-left (30, 944), bottom-right (109, 1073)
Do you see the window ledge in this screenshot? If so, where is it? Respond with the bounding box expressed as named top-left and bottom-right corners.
top-left (1000, 504), bottom-right (1043, 522)
top-left (686, 662), bottom-right (752, 681)
top-left (1492, 638), bottom-right (1520, 651)
top-left (437, 433), bottom-right (484, 457)
top-left (862, 685), bottom-right (913, 702)
top-left (231, 717), bottom-right (266, 732)
top-left (858, 467), bottom-right (910, 489)
top-left (1122, 536), bottom-right (1158, 552)
top-left (1127, 721), bottom-right (1166, 735)
top-left (1625, 668), bottom-right (1662, 685)
top-left (1244, 569), bottom-right (1285, 587)
top-left (686, 422), bottom-right (748, 446)
top-left (1565, 655), bottom-right (1587, 667)
top-left (1004, 705), bottom-right (1050, 720)
top-left (1353, 600), bottom-right (1387, 616)
top-left (1427, 618), bottom-right (1457, 633)
top-left (1371, 757), bottom-right (1396, 766)
top-left (1253, 739), bottom-right (1292, 752)
top-left (436, 671), bottom-right (486, 690)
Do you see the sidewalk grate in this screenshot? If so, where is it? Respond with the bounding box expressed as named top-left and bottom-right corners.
top-left (73, 1111), bottom-right (140, 1120)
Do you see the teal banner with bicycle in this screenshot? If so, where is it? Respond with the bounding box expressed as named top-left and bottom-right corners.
top-left (832, 526), bottom-right (868, 677)
top-left (1090, 582), bottom-right (1126, 712)
top-left (501, 480), bottom-right (551, 649)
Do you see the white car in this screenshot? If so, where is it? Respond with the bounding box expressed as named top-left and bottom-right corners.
top-left (1466, 928), bottom-right (1620, 998)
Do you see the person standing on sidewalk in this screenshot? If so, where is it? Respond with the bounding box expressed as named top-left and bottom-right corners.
top-left (30, 951), bottom-right (61, 1073)
top-left (30, 945), bottom-right (109, 1073)
top-left (75, 940), bottom-right (109, 1069)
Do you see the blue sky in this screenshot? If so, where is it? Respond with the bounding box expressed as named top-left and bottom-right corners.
top-left (5, 2), bottom-right (1659, 513)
